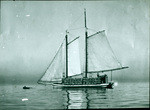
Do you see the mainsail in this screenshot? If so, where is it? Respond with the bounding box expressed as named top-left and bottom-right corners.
top-left (38, 40), bottom-right (65, 83)
top-left (87, 30), bottom-right (122, 72)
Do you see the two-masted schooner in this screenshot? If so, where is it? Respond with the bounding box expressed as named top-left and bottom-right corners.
top-left (37, 9), bottom-right (128, 88)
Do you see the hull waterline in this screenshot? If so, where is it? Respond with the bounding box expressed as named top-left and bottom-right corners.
top-left (52, 82), bottom-right (114, 89)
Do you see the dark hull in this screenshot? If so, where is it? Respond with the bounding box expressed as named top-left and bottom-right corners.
top-left (23, 86), bottom-right (31, 89)
top-left (53, 82), bottom-right (114, 89)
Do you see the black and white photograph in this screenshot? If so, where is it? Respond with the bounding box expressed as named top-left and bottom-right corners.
top-left (0, 0), bottom-right (149, 109)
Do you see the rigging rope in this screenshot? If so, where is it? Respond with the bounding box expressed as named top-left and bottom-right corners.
top-left (105, 36), bottom-right (122, 67)
top-left (68, 27), bottom-right (84, 31)
top-left (88, 28), bottom-right (98, 32)
top-left (68, 32), bottom-right (80, 39)
top-left (67, 13), bottom-right (83, 31)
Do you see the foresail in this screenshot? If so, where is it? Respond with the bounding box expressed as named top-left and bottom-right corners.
top-left (38, 40), bottom-right (65, 83)
top-left (68, 37), bottom-right (81, 76)
top-left (87, 30), bottom-right (122, 72)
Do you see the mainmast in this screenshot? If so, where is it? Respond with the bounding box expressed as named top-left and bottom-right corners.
top-left (65, 30), bottom-right (68, 78)
top-left (84, 9), bottom-right (88, 78)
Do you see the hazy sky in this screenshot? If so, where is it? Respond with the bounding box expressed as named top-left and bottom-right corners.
top-left (0, 0), bottom-right (149, 84)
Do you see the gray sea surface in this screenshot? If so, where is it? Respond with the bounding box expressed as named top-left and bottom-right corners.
top-left (0, 82), bottom-right (149, 109)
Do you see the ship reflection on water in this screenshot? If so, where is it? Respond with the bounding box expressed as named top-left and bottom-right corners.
top-left (62, 88), bottom-right (107, 109)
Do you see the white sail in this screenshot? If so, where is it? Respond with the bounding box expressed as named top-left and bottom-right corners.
top-left (87, 30), bottom-right (122, 72)
top-left (68, 38), bottom-right (81, 76)
top-left (38, 41), bottom-right (65, 83)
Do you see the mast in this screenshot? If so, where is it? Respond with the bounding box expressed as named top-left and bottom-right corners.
top-left (111, 71), bottom-right (112, 81)
top-left (65, 30), bottom-right (68, 78)
top-left (84, 9), bottom-right (88, 78)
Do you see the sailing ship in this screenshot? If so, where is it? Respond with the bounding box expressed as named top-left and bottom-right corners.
top-left (37, 9), bottom-right (129, 88)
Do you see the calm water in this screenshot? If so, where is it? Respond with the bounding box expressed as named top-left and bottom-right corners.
top-left (0, 82), bottom-right (149, 109)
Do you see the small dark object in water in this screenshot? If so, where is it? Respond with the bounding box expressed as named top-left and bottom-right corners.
top-left (23, 86), bottom-right (31, 89)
